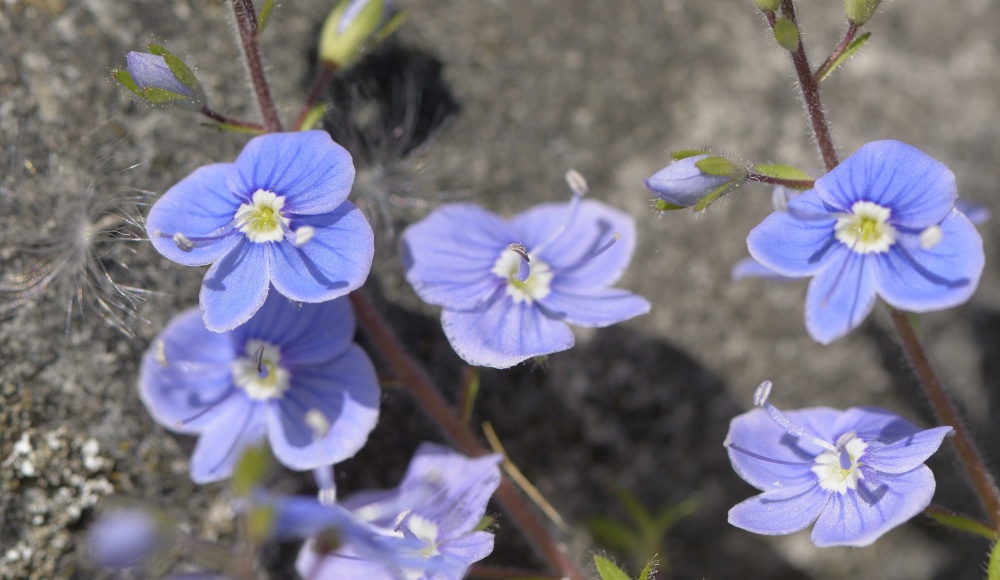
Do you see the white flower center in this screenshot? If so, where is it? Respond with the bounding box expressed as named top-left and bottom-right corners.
top-left (834, 201), bottom-right (896, 254)
top-left (812, 436), bottom-right (867, 493)
top-left (491, 247), bottom-right (553, 304)
top-left (406, 514), bottom-right (441, 557)
top-left (234, 190), bottom-right (290, 243)
top-left (231, 340), bottom-right (291, 400)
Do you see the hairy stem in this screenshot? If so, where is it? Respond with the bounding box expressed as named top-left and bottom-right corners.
top-left (890, 308), bottom-right (1000, 528)
top-left (814, 20), bottom-right (860, 82)
top-left (231, 0), bottom-right (283, 133)
top-left (199, 107), bottom-right (266, 132)
top-left (745, 171), bottom-right (814, 190)
top-left (349, 290), bottom-right (586, 580)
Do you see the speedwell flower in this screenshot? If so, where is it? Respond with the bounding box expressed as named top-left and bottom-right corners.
top-left (146, 131), bottom-right (374, 332)
top-left (139, 293), bottom-right (380, 484)
top-left (725, 381), bottom-right (951, 547)
top-left (294, 442), bottom-right (501, 579)
top-left (401, 172), bottom-right (650, 368)
top-left (747, 140), bottom-right (984, 344)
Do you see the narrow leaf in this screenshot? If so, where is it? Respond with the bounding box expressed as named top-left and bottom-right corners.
top-left (926, 509), bottom-right (995, 540)
top-left (653, 200), bottom-right (687, 211)
top-left (594, 556), bottom-right (632, 580)
top-left (990, 539), bottom-right (1000, 580)
top-left (638, 560), bottom-right (654, 580)
top-left (818, 32), bottom-right (872, 84)
top-left (615, 488), bottom-right (654, 530)
top-left (257, 0), bottom-right (276, 33)
top-left (298, 104), bottom-right (328, 131)
top-left (751, 163), bottom-right (812, 182)
top-left (586, 517), bottom-right (640, 553)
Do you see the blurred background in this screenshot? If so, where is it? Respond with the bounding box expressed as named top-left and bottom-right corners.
top-left (3, 0), bottom-right (1000, 578)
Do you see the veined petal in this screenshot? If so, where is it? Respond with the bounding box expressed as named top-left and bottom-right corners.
top-left (296, 542), bottom-right (394, 580)
top-left (726, 407), bottom-right (839, 491)
top-left (747, 191), bottom-right (838, 277)
top-left (731, 257), bottom-right (800, 281)
top-left (441, 291), bottom-right (575, 369)
top-left (267, 345), bottom-right (380, 471)
top-left (438, 531), bottom-right (495, 571)
top-left (233, 294), bottom-right (356, 366)
top-left (199, 239), bottom-right (271, 332)
top-left (190, 396), bottom-right (267, 483)
top-left (815, 140), bottom-right (956, 228)
top-left (268, 202), bottom-right (374, 304)
top-left (138, 308), bottom-right (236, 434)
top-left (228, 131), bottom-right (355, 215)
top-left (728, 483), bottom-right (829, 535)
top-left (146, 163), bottom-right (243, 266)
top-left (874, 210), bottom-right (984, 312)
top-left (804, 249), bottom-right (877, 344)
top-left (401, 204), bottom-right (512, 310)
top-left (810, 466), bottom-right (936, 547)
top-left (539, 287), bottom-right (650, 327)
top-left (513, 200), bottom-right (637, 288)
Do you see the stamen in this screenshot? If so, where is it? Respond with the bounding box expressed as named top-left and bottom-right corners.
top-left (579, 232), bottom-right (621, 265)
top-left (313, 463), bottom-right (337, 506)
top-left (394, 508), bottom-right (413, 532)
top-left (175, 388), bottom-right (237, 428)
top-left (752, 381), bottom-right (837, 452)
top-left (172, 232), bottom-right (194, 252)
top-left (293, 225), bottom-right (315, 247)
top-left (531, 175), bottom-right (586, 255)
top-left (564, 169), bottom-right (589, 197)
top-left (919, 225), bottom-right (942, 250)
top-left (154, 339), bottom-right (168, 368)
top-left (835, 430), bottom-right (858, 470)
top-left (724, 437), bottom-right (816, 467)
top-left (507, 243), bottom-right (531, 282)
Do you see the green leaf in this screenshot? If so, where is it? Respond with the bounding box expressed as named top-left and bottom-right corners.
top-left (653, 200), bottom-right (687, 211)
top-left (373, 9), bottom-right (407, 44)
top-left (473, 514), bottom-right (495, 532)
top-left (652, 497), bottom-right (700, 536)
top-left (594, 556), bottom-right (632, 580)
top-left (637, 560), bottom-right (654, 580)
top-left (142, 87), bottom-right (192, 104)
top-left (257, 0), bottom-right (276, 33)
top-left (615, 489), bottom-right (654, 530)
top-left (232, 445), bottom-right (270, 497)
top-left (990, 539), bottom-right (1000, 580)
top-left (751, 163), bottom-right (812, 182)
top-left (586, 516), bottom-right (640, 553)
top-left (694, 155), bottom-right (737, 177)
top-left (298, 104), bottom-right (328, 131)
top-left (112, 69), bottom-right (143, 96)
top-left (773, 18), bottom-right (800, 52)
top-left (670, 149), bottom-right (709, 161)
top-left (817, 32), bottom-right (871, 84)
top-left (926, 509), bottom-right (995, 540)
top-left (162, 52), bottom-right (199, 94)
top-left (460, 366), bottom-right (481, 423)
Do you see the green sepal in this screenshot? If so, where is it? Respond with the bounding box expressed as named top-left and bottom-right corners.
top-left (257, 0), bottom-right (276, 33)
top-left (246, 504), bottom-right (275, 544)
top-left (637, 560), bottom-right (655, 580)
top-left (112, 69), bottom-right (143, 97)
top-left (990, 539), bottom-right (1000, 580)
top-left (298, 104), bottom-right (328, 131)
top-left (146, 42), bottom-right (168, 56)
top-left (653, 200), bottom-right (687, 212)
top-left (694, 155), bottom-right (738, 177)
top-left (162, 52), bottom-right (199, 94)
top-left (693, 181), bottom-right (739, 212)
top-left (751, 163), bottom-right (813, 182)
top-left (926, 510), bottom-right (995, 540)
top-left (231, 445), bottom-right (270, 497)
top-left (473, 514), bottom-right (495, 532)
top-left (817, 32), bottom-right (871, 84)
top-left (143, 87), bottom-right (192, 104)
top-left (373, 9), bottom-right (407, 45)
top-left (670, 149), bottom-right (709, 161)
top-left (594, 556), bottom-right (631, 580)
top-left (845, 0), bottom-right (881, 25)
top-left (753, 0), bottom-right (780, 11)
top-left (774, 18), bottom-right (800, 52)
top-left (319, 0), bottom-right (388, 68)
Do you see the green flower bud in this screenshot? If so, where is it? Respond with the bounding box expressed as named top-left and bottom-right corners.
top-left (753, 0), bottom-right (781, 12)
top-left (773, 18), bottom-right (800, 52)
top-left (845, 0), bottom-right (881, 25)
top-left (319, 0), bottom-right (399, 68)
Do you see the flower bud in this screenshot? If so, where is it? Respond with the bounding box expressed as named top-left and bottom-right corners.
top-left (114, 47), bottom-right (202, 105)
top-left (845, 0), bottom-right (881, 25)
top-left (318, 0), bottom-right (399, 69)
top-left (645, 154), bottom-right (744, 209)
top-left (753, 0), bottom-right (780, 11)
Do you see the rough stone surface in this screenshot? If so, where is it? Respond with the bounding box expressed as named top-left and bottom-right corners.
top-left (2, 0), bottom-right (999, 578)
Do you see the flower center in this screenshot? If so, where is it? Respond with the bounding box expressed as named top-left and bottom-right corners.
top-left (812, 435), bottom-right (867, 493)
top-left (231, 340), bottom-right (291, 400)
top-left (234, 190), bottom-right (290, 243)
top-left (834, 201), bottom-right (896, 254)
top-left (491, 247), bottom-right (553, 304)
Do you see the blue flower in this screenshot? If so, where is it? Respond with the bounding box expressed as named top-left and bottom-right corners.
top-left (87, 507), bottom-right (163, 569)
top-left (725, 381), bottom-right (951, 547)
top-left (126, 51), bottom-right (194, 98)
top-left (146, 131), bottom-right (374, 332)
top-left (747, 140), bottom-right (984, 344)
top-left (139, 293), bottom-right (380, 483)
top-left (644, 153), bottom-right (734, 208)
top-left (401, 177), bottom-right (650, 368)
top-left (275, 443), bottom-right (501, 579)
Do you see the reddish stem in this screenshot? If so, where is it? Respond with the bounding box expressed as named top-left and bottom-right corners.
top-left (231, 0), bottom-right (283, 132)
top-left (199, 107), bottom-right (266, 132)
top-left (745, 171), bottom-right (814, 190)
top-left (814, 20), bottom-right (860, 82)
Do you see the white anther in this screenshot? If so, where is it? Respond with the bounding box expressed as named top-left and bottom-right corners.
top-left (753, 380), bottom-right (773, 407)
top-left (564, 169), bottom-right (589, 197)
top-left (920, 225), bottom-right (942, 250)
top-left (154, 339), bottom-right (168, 368)
top-left (293, 226), bottom-right (315, 247)
top-left (306, 409), bottom-right (330, 439)
top-left (173, 232), bottom-right (194, 252)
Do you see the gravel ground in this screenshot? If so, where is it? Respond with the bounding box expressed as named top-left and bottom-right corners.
top-left (2, 0), bottom-right (1000, 578)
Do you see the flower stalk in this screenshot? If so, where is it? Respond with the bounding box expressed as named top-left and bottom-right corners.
top-left (231, 0), bottom-right (283, 132)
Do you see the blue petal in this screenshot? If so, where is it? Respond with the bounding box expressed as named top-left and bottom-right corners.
top-left (747, 191), bottom-right (838, 277)
top-left (874, 210), bottom-right (984, 312)
top-left (269, 495), bottom-right (360, 539)
top-left (441, 292), bottom-right (575, 369)
top-left (268, 202), bottom-right (374, 303)
top-left (296, 542), bottom-right (394, 580)
top-left (804, 248), bottom-right (877, 344)
top-left (512, 200), bottom-right (638, 289)
top-left (831, 407), bottom-right (951, 475)
top-left (228, 131), bottom-right (355, 215)
top-left (730, 257), bottom-right (800, 281)
top-left (810, 466), bottom-right (936, 547)
top-left (815, 140), bottom-right (955, 228)
top-left (438, 531), bottom-right (495, 571)
top-left (87, 508), bottom-right (161, 569)
top-left (189, 396), bottom-right (267, 483)
top-left (146, 163), bottom-right (243, 266)
top-left (267, 345), bottom-right (380, 471)
top-left (728, 482), bottom-right (829, 535)
top-left (539, 287), bottom-right (650, 327)
top-left (126, 52), bottom-right (193, 96)
top-left (956, 199), bottom-right (991, 225)
top-left (234, 294), bottom-right (356, 366)
top-left (726, 407), bottom-right (838, 491)
top-left (138, 308), bottom-right (236, 434)
top-left (401, 204), bottom-right (511, 310)
top-left (199, 240), bottom-right (271, 332)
